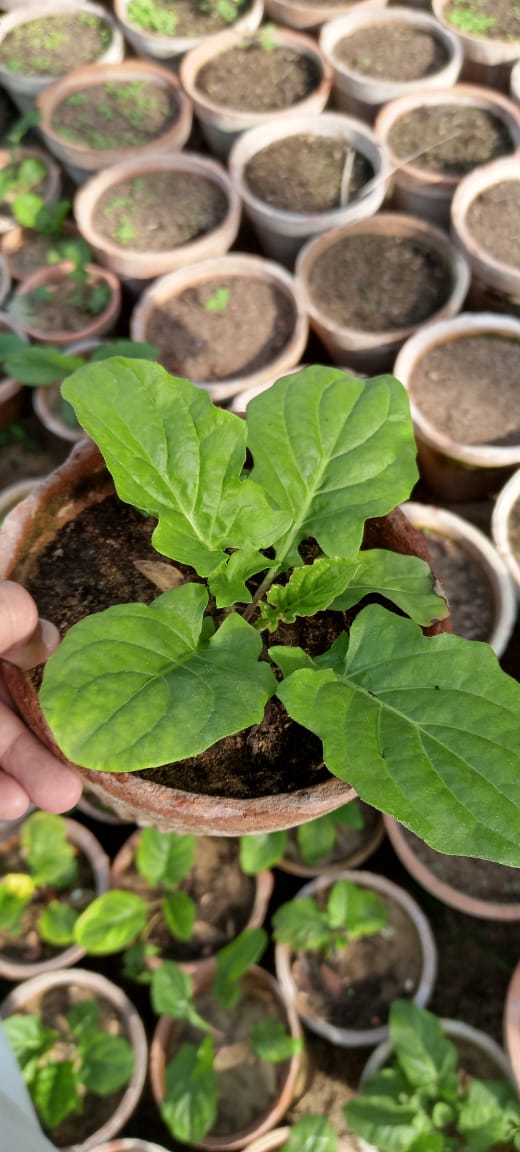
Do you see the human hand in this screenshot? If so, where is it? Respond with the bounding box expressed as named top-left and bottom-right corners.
top-left (0, 581), bottom-right (82, 820)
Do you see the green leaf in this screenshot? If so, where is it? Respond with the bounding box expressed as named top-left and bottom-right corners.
top-left (136, 828), bottom-right (195, 888)
top-left (389, 1003), bottom-right (458, 1095)
top-left (4, 346), bottom-right (84, 386)
top-left (212, 927), bottom-right (267, 1010)
top-left (3, 1014), bottom-right (58, 1067)
top-left (296, 814), bottom-right (336, 866)
top-left (162, 890), bottom-right (196, 941)
top-left (457, 1079), bottom-right (520, 1150)
top-left (32, 1061), bottom-right (82, 1129)
top-left (334, 801), bottom-right (364, 830)
top-left (249, 1017), bottom-right (303, 1063)
top-left (80, 1032), bottom-right (135, 1096)
top-left (41, 584), bottom-right (277, 772)
top-left (90, 339), bottom-right (158, 362)
top-left (209, 549), bottom-right (277, 608)
top-left (162, 1037), bottom-right (218, 1144)
top-left (37, 900), bottom-right (77, 946)
top-left (150, 960), bottom-right (210, 1031)
top-left (329, 550), bottom-right (448, 627)
top-left (61, 359), bottom-right (290, 576)
top-left (21, 812), bottom-right (77, 888)
top-left (0, 873), bottom-right (34, 934)
top-left (326, 879), bottom-right (388, 940)
top-left (74, 890), bottom-right (147, 954)
top-left (272, 897), bottom-right (331, 952)
top-left (343, 1094), bottom-right (428, 1152)
top-left (282, 1115), bottom-right (337, 1152)
top-left (277, 604), bottom-right (520, 865)
top-left (204, 287), bottom-right (230, 312)
top-left (246, 367), bottom-right (418, 566)
top-left (239, 830), bottom-right (288, 874)
top-left (259, 557), bottom-right (358, 632)
top-left (0, 332), bottom-right (26, 360)
top-left (122, 940), bottom-right (159, 983)
top-left (67, 999), bottom-right (100, 1040)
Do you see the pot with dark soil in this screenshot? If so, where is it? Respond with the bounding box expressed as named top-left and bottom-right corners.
top-left (0, 145), bottom-right (61, 235)
top-left (229, 111), bottom-right (387, 266)
top-left (114, 0), bottom-right (263, 68)
top-left (374, 83), bottom-right (520, 226)
top-left (74, 154), bottom-right (241, 285)
top-left (180, 26), bottom-right (331, 160)
top-left (433, 0), bottom-right (520, 90)
top-left (239, 800), bottom-right (384, 878)
top-left (319, 5), bottom-right (462, 122)
top-left (295, 211), bottom-right (470, 373)
top-left (451, 155), bottom-right (520, 314)
top-left (8, 258), bottom-right (121, 345)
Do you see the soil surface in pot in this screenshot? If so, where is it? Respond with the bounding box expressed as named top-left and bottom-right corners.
top-left (12, 275), bottom-right (112, 336)
top-left (387, 105), bottom-right (515, 176)
top-left (400, 827), bottom-right (520, 905)
top-left (421, 531), bottom-right (494, 642)
top-left (0, 412), bottom-right (68, 494)
top-left (290, 890), bottom-right (423, 1031)
top-left (244, 136), bottom-right (373, 213)
top-left (116, 835), bottom-right (257, 962)
top-left (195, 41), bottom-right (322, 111)
top-left (92, 171), bottom-right (229, 252)
top-left (51, 80), bottom-right (179, 151)
top-left (409, 334), bottom-right (520, 446)
top-left (466, 179), bottom-right (520, 269)
top-left (0, 13), bottom-right (112, 76)
top-left (445, 0), bottom-right (520, 40)
top-left (333, 23), bottom-right (449, 82)
top-left (307, 234), bottom-right (451, 331)
top-left (144, 275), bottom-right (297, 381)
top-left (126, 0), bottom-right (251, 39)
top-left (283, 800), bottom-right (382, 871)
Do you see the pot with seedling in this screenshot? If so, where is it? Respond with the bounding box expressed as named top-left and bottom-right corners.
top-left (242, 1117), bottom-right (365, 1152)
top-left (3, 362), bottom-right (520, 858)
top-left (114, 0), bottom-right (263, 69)
top-left (0, 145), bottom-right (61, 235)
top-left (240, 802), bottom-right (384, 878)
top-left (148, 927), bottom-right (304, 1149)
top-left (1, 191), bottom-right (80, 282)
top-left (432, 0), bottom-right (520, 91)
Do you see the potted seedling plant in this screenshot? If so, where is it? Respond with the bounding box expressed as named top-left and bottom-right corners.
top-left (240, 802), bottom-right (384, 877)
top-left (3, 362), bottom-right (520, 855)
top-left (1, 190), bottom-right (78, 282)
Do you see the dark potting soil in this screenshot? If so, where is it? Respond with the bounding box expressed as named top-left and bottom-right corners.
top-left (290, 892), bottom-right (423, 1031)
top-left (127, 0), bottom-right (250, 39)
top-left (308, 234), bottom-right (451, 331)
top-left (409, 334), bottom-right (520, 447)
top-left (422, 531), bottom-right (494, 643)
top-left (144, 276), bottom-right (297, 382)
top-left (334, 23), bottom-right (449, 82)
top-left (466, 179), bottom-right (520, 270)
top-left (195, 42), bottom-right (321, 111)
top-left (244, 135), bottom-right (373, 213)
top-left (445, 0), bottom-right (520, 40)
top-left (13, 276), bottom-right (111, 336)
top-left (387, 105), bottom-right (515, 176)
top-left (92, 171), bottom-right (228, 251)
top-left (400, 828), bottom-right (520, 904)
top-left (284, 800), bottom-right (382, 870)
top-left (51, 80), bottom-right (179, 151)
top-left (0, 13), bottom-right (111, 76)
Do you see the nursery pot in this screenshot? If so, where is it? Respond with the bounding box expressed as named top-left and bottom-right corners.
top-left (149, 963), bottom-right (304, 1151)
top-left (228, 111), bottom-right (388, 267)
top-left (10, 260), bottom-right (122, 346)
top-left (277, 800), bottom-right (385, 878)
top-left (431, 0), bottom-right (520, 92)
top-left (274, 869), bottom-right (437, 1047)
top-left (393, 311), bottom-right (520, 501)
top-left (491, 467), bottom-right (520, 598)
top-left (295, 211), bottom-right (470, 374)
top-left (319, 5), bottom-right (462, 122)
top-left (180, 26), bottom-right (332, 161)
top-left (113, 0), bottom-right (263, 68)
top-left (0, 477), bottom-right (46, 522)
top-left (0, 967), bottom-right (148, 1151)
top-left (1, 220), bottom-right (79, 284)
top-left (361, 1015), bottom-right (515, 1086)
top-left (504, 960), bottom-right (520, 1094)
top-left (264, 0), bottom-right (387, 35)
top-left (0, 146), bottom-right (62, 236)
top-left (451, 155), bottom-right (520, 315)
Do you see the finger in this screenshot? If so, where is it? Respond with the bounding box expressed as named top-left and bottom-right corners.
top-left (0, 581), bottom-right (39, 652)
top-left (0, 771), bottom-right (31, 822)
top-left (3, 617), bottom-right (60, 670)
top-left (0, 699), bottom-right (82, 815)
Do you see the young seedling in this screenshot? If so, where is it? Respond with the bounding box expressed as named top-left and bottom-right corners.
top-left (344, 1000), bottom-right (520, 1151)
top-left (0, 811), bottom-right (82, 950)
top-left (239, 804), bottom-right (365, 874)
top-left (127, 0), bottom-right (178, 35)
top-left (272, 877), bottom-right (388, 957)
top-left (446, 1), bottom-right (497, 36)
top-left (204, 285), bottom-right (230, 312)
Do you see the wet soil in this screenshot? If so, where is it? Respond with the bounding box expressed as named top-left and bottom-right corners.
top-left (445, 0), bottom-right (520, 40)
top-left (422, 531), bottom-right (494, 643)
top-left (466, 179), bottom-right (520, 270)
top-left (0, 13), bottom-right (112, 76)
top-left (387, 104), bottom-right (515, 175)
top-left (92, 171), bottom-right (228, 251)
top-left (307, 234), bottom-right (451, 331)
top-left (127, 0), bottom-right (250, 39)
top-left (244, 136), bottom-right (373, 213)
top-left (334, 23), bottom-right (448, 82)
top-left (196, 41), bottom-right (321, 111)
top-left (11, 275), bottom-right (111, 336)
top-left (400, 828), bottom-right (520, 904)
top-left (51, 80), bottom-right (179, 151)
top-left (409, 333), bottom-right (520, 446)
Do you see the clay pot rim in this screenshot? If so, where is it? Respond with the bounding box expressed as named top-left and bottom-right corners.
top-left (432, 0), bottom-right (520, 60)
top-left (491, 466), bottom-right (520, 594)
top-left (264, 0), bottom-right (388, 34)
top-left (362, 1014), bottom-right (515, 1087)
top-left (274, 868), bottom-right (438, 1047)
top-left (451, 155), bottom-right (520, 290)
top-left (504, 960), bottom-right (520, 1092)
top-left (13, 259), bottom-right (121, 344)
top-left (0, 1), bottom-right (122, 82)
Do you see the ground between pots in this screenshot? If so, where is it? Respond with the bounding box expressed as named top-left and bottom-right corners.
top-left (466, 179), bottom-right (520, 270)
top-left (195, 41), bottom-right (322, 111)
top-left (387, 104), bottom-right (515, 176)
top-left (92, 171), bottom-right (229, 251)
top-left (333, 23), bottom-right (448, 82)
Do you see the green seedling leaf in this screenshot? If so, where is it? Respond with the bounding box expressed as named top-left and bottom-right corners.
top-left (162, 1037), bottom-right (218, 1144)
top-left (276, 604), bottom-right (520, 865)
top-left (343, 1093), bottom-right (427, 1152)
top-left (209, 548), bottom-right (277, 608)
top-left (258, 557), bottom-right (358, 632)
top-left (162, 890), bottom-right (196, 941)
top-left (21, 811), bottom-right (77, 888)
top-left (74, 890), bottom-right (147, 953)
top-left (67, 999), bottom-right (100, 1041)
top-left (32, 1060), bottom-right (82, 1130)
top-left (212, 927), bottom-right (267, 1010)
top-left (249, 1017), bottom-right (302, 1063)
top-left (40, 584), bottom-right (277, 771)
top-left (136, 828), bottom-right (196, 888)
top-left (335, 802), bottom-right (364, 830)
top-left (90, 339), bottom-right (158, 362)
top-left (329, 549), bottom-right (448, 626)
top-left (282, 1115), bottom-right (337, 1152)
top-left (272, 897), bottom-right (331, 952)
top-left (3, 1014), bottom-right (58, 1067)
top-left (204, 286), bottom-right (230, 312)
top-left (239, 830), bottom-right (288, 874)
top-left (390, 1002), bottom-right (458, 1096)
top-left (296, 814), bottom-right (336, 866)
top-left (4, 346), bottom-right (84, 386)
top-left (37, 900), bottom-right (77, 946)
top-left (150, 960), bottom-right (210, 1031)
top-left (326, 879), bottom-right (387, 939)
top-left (80, 1032), bottom-right (135, 1096)
top-left (458, 1079), bottom-right (520, 1149)
top-left (0, 873), bottom-right (34, 934)
top-left (259, 23), bottom-right (277, 50)
top-left (122, 940), bottom-right (160, 983)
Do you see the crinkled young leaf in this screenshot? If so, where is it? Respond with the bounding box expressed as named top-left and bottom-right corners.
top-left (258, 557), bottom-right (358, 632)
top-left (457, 1080), bottom-right (520, 1149)
top-left (67, 999), bottom-right (100, 1041)
top-left (32, 1061), bottom-right (82, 1129)
top-left (239, 830), bottom-right (288, 874)
top-left (4, 346), bottom-right (84, 386)
top-left (136, 828), bottom-right (195, 888)
top-left (249, 1017), bottom-right (302, 1063)
top-left (212, 928), bottom-right (267, 1010)
top-left (209, 549), bottom-right (277, 608)
top-left (282, 1114), bottom-right (337, 1152)
top-left (62, 359), bottom-right (290, 576)
top-left (74, 891), bottom-right (147, 954)
top-left (389, 1003), bottom-right (458, 1097)
top-left (21, 812), bottom-right (77, 889)
top-left (275, 604), bottom-right (520, 865)
top-left (246, 367), bottom-right (418, 565)
top-left (0, 873), bottom-right (34, 934)
top-left (80, 1032), bottom-right (135, 1096)
top-left (326, 879), bottom-right (387, 940)
top-left (150, 960), bottom-right (210, 1032)
top-left (41, 584), bottom-right (277, 772)
top-left (37, 900), bottom-right (77, 947)
top-left (162, 1037), bottom-right (217, 1144)
top-left (329, 550), bottom-right (448, 627)
top-left (162, 890), bottom-right (196, 941)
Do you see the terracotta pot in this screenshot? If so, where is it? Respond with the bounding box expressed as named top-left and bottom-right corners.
top-left (243, 1129), bottom-right (366, 1152)
top-left (130, 252), bottom-right (308, 403)
top-left (76, 790), bottom-right (134, 826)
top-left (0, 815), bottom-right (111, 980)
top-left (10, 260), bottom-right (121, 345)
top-left (0, 477), bottom-right (46, 522)
top-left (491, 467), bottom-right (520, 597)
top-left (149, 963), bottom-right (304, 1151)
top-left (0, 313), bottom-right (26, 429)
top-left (385, 815), bottom-right (520, 922)
top-left (37, 59), bottom-right (193, 185)
top-left (228, 111), bottom-right (388, 268)
top-left (0, 967), bottom-right (148, 1151)
top-left (362, 1015), bottom-right (515, 1085)
top-left (264, 0), bottom-right (387, 35)
top-left (180, 26), bottom-right (332, 161)
top-left (0, 146), bottom-right (62, 235)
top-left (0, 1), bottom-right (125, 113)
top-left (432, 0), bottom-right (520, 92)
top-left (74, 153), bottom-right (241, 283)
top-left (277, 800), bottom-right (385, 878)
top-left (319, 5), bottom-right (462, 122)
top-left (0, 436), bottom-right (446, 835)
top-left (274, 869), bottom-right (437, 1047)
top-left (295, 211), bottom-right (470, 374)
top-left (374, 83), bottom-right (520, 228)
top-left (393, 311), bottom-right (520, 501)
top-left (451, 155), bottom-right (520, 315)
top-left (504, 960), bottom-right (520, 1093)
top-left (114, 0), bottom-right (263, 67)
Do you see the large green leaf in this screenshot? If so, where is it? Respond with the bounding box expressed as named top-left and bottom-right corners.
top-left (275, 604), bottom-right (520, 865)
top-left (40, 584), bottom-right (277, 771)
top-left (3, 1014), bottom-right (58, 1067)
top-left (4, 346), bottom-right (84, 386)
top-left (62, 359), bottom-right (290, 576)
top-left (37, 900), bottom-right (77, 947)
top-left (246, 367), bottom-right (418, 565)
top-left (32, 1061), bottom-right (82, 1130)
top-left (162, 890), bottom-right (196, 941)
top-left (457, 1080), bottom-right (520, 1150)
top-left (136, 828), bottom-right (195, 888)
top-left (282, 1115), bottom-right (337, 1152)
top-left (74, 891), bottom-right (147, 954)
top-left (0, 873), bottom-right (34, 934)
top-left (329, 550), bottom-right (448, 627)
top-left (343, 1094), bottom-right (430, 1152)
top-left (80, 1032), bottom-right (135, 1096)
top-left (162, 1037), bottom-right (218, 1144)
top-left (21, 812), bottom-right (77, 888)
top-left (150, 960), bottom-right (210, 1031)
top-left (239, 830), bottom-right (288, 874)
top-left (212, 928), bottom-right (267, 1010)
top-left (389, 1003), bottom-right (458, 1097)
